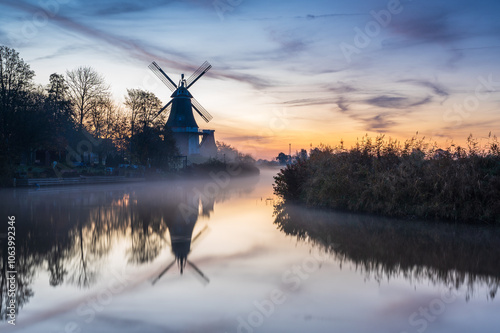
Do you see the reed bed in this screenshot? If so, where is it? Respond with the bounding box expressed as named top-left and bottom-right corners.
top-left (273, 134), bottom-right (500, 224)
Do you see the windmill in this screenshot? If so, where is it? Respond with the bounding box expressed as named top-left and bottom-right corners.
top-left (149, 61), bottom-right (217, 160)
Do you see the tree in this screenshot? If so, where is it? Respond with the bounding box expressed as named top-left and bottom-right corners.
top-left (110, 108), bottom-right (129, 153)
top-left (66, 66), bottom-right (109, 131)
top-left (0, 46), bottom-right (35, 111)
top-left (131, 126), bottom-right (178, 168)
top-left (46, 73), bottom-right (72, 119)
top-left (101, 102), bottom-right (118, 142)
top-left (0, 46), bottom-right (35, 183)
top-left (124, 88), bottom-right (141, 139)
top-left (88, 95), bottom-right (111, 138)
top-left (45, 73), bottom-right (75, 155)
top-left (276, 152), bottom-right (290, 165)
top-left (88, 96), bottom-right (124, 165)
top-left (0, 46), bottom-right (35, 150)
top-left (138, 90), bottom-right (162, 131)
top-left (215, 141), bottom-right (255, 163)
top-left (216, 141), bottom-right (239, 162)
top-left (294, 149), bottom-right (308, 161)
top-left (124, 89), bottom-right (164, 136)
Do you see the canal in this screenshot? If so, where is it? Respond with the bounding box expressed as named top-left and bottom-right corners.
top-left (0, 168), bottom-right (499, 332)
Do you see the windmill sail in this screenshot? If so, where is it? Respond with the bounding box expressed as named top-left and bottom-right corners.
top-left (192, 98), bottom-right (213, 123)
top-left (149, 62), bottom-right (177, 92)
top-left (152, 259), bottom-right (176, 285)
top-left (186, 61), bottom-right (212, 89)
top-left (153, 100), bottom-right (173, 120)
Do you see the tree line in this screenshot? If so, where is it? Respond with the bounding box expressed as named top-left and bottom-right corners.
top-left (0, 45), bottom-right (178, 185)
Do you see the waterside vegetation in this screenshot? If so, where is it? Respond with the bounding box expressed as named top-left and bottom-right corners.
top-left (274, 135), bottom-right (500, 224)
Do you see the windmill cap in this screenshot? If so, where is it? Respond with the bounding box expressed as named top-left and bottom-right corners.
top-left (171, 87), bottom-right (193, 98)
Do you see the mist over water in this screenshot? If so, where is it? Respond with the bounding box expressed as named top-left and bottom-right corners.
top-left (0, 169), bottom-right (499, 333)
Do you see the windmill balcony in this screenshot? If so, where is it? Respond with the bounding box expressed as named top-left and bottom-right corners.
top-left (171, 127), bottom-right (211, 134)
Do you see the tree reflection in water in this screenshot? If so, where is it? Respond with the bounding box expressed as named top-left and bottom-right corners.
top-left (0, 176), bottom-right (258, 321)
top-left (273, 202), bottom-right (500, 301)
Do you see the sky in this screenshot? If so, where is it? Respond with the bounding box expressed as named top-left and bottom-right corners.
top-left (0, 0), bottom-right (499, 159)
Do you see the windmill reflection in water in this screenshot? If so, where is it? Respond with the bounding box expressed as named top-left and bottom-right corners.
top-left (152, 213), bottom-right (210, 286)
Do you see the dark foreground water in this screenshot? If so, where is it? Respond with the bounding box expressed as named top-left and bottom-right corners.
top-left (0, 168), bottom-right (499, 333)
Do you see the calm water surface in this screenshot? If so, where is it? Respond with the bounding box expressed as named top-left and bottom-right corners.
top-left (0, 168), bottom-right (499, 333)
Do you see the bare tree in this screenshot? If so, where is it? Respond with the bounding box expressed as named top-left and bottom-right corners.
top-left (108, 106), bottom-right (129, 153)
top-left (102, 101), bottom-right (119, 142)
top-left (88, 95), bottom-right (111, 138)
top-left (66, 66), bottom-right (109, 131)
top-left (124, 88), bottom-right (164, 136)
top-left (138, 90), bottom-right (162, 131)
top-left (124, 88), bottom-right (141, 138)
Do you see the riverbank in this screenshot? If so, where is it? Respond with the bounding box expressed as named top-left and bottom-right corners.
top-left (11, 161), bottom-right (260, 188)
top-left (273, 135), bottom-right (500, 224)
top-left (13, 175), bottom-right (145, 187)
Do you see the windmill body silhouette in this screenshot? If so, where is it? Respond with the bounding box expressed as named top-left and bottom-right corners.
top-left (152, 216), bottom-right (210, 285)
top-left (149, 61), bottom-right (217, 160)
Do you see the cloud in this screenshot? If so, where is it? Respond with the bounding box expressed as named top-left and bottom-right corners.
top-left (1, 0), bottom-right (273, 90)
top-left (336, 91), bottom-right (434, 132)
top-left (446, 48), bottom-right (465, 69)
top-left (210, 67), bottom-right (272, 89)
top-left (283, 98), bottom-right (338, 107)
top-left (391, 12), bottom-right (462, 44)
top-left (72, 0), bottom-right (215, 17)
top-left (451, 45), bottom-right (500, 51)
top-left (274, 81), bottom-right (355, 106)
top-left (410, 96), bottom-right (433, 107)
top-left (437, 119), bottom-right (500, 136)
top-left (90, 0), bottom-right (173, 16)
top-left (222, 134), bottom-right (273, 143)
top-left (327, 82), bottom-right (357, 94)
top-left (398, 79), bottom-right (449, 104)
top-left (336, 97), bottom-right (349, 112)
top-left (332, 97), bottom-right (401, 131)
top-left (382, 4), bottom-right (500, 70)
top-left (296, 13), bottom-right (364, 20)
top-left (365, 95), bottom-right (433, 109)
top-left (1, 1), bottom-right (189, 62)
top-left (264, 27), bottom-right (308, 58)
top-left (399, 79), bottom-right (449, 97)
top-left (242, 12), bottom-right (364, 22)
top-left (29, 45), bottom-right (88, 62)
top-left (364, 114), bottom-right (397, 131)
top-left (340, 108), bottom-right (399, 132)
top-left (383, 10), bottom-right (468, 69)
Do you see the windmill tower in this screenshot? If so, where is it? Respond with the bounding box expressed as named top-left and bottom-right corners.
top-left (149, 61), bottom-right (217, 161)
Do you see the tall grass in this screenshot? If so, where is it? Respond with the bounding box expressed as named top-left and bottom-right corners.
top-left (274, 134), bottom-right (500, 224)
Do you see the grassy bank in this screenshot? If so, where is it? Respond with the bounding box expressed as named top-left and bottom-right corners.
top-left (273, 135), bottom-right (500, 224)
top-left (187, 159), bottom-right (260, 177)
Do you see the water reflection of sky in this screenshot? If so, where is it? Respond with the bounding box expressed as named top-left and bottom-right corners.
top-left (1, 168), bottom-right (499, 333)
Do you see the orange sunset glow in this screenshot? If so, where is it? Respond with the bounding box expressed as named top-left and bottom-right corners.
top-left (1, 0), bottom-right (498, 160)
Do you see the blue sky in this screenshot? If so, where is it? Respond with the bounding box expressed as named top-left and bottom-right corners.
top-left (1, 0), bottom-right (499, 158)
